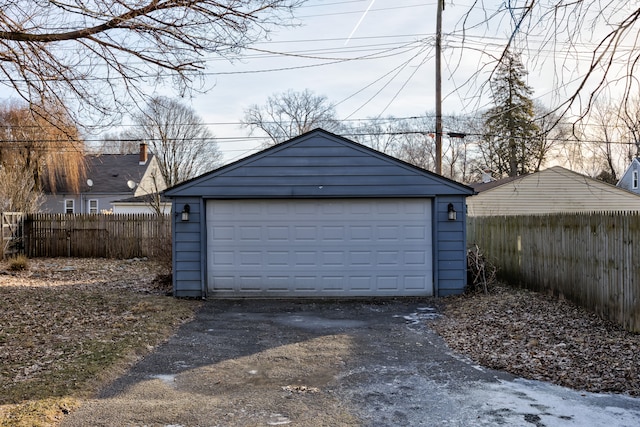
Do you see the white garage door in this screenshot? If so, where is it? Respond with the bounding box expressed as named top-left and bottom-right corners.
top-left (206, 199), bottom-right (433, 297)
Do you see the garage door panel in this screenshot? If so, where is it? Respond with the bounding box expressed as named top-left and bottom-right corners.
top-left (405, 225), bottom-right (427, 240)
top-left (377, 276), bottom-right (399, 291)
top-left (211, 226), bottom-right (234, 241)
top-left (266, 251), bottom-right (289, 266)
top-left (322, 251), bottom-right (345, 267)
top-left (267, 226), bottom-right (289, 240)
top-left (377, 251), bottom-right (400, 265)
top-left (212, 251), bottom-right (234, 266)
top-left (294, 251), bottom-right (316, 265)
top-left (405, 251), bottom-right (427, 264)
top-left (239, 226), bottom-right (261, 240)
top-left (348, 276), bottom-right (373, 291)
top-left (207, 199), bottom-right (433, 297)
top-left (350, 226), bottom-right (373, 240)
top-left (239, 251), bottom-right (261, 266)
top-left (405, 276), bottom-right (429, 290)
top-left (321, 226), bottom-right (344, 239)
top-left (349, 251), bottom-right (373, 266)
top-left (294, 226), bottom-right (317, 240)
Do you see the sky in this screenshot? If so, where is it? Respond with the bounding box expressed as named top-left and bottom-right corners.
top-left (0, 0), bottom-right (629, 164)
top-left (168, 0), bottom-right (509, 163)
top-left (178, 0), bottom-right (608, 163)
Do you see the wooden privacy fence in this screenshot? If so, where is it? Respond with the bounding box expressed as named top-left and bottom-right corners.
top-left (467, 212), bottom-right (640, 332)
top-left (24, 213), bottom-right (171, 259)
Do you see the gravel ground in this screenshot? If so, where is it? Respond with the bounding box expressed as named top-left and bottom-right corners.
top-left (431, 285), bottom-right (640, 396)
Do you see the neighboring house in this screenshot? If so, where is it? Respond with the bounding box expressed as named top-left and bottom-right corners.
top-left (468, 166), bottom-right (640, 216)
top-left (41, 143), bottom-right (167, 214)
top-left (617, 158), bottom-right (640, 195)
top-left (112, 193), bottom-right (172, 214)
top-left (165, 128), bottom-right (474, 299)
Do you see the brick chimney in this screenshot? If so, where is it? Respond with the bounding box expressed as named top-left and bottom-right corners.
top-left (139, 142), bottom-right (148, 165)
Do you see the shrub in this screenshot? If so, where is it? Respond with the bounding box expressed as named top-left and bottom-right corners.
top-left (8, 254), bottom-right (29, 271)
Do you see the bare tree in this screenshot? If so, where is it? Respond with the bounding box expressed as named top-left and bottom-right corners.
top-left (349, 115), bottom-right (481, 182)
top-left (395, 132), bottom-right (436, 171)
top-left (0, 100), bottom-right (85, 211)
top-left (346, 117), bottom-right (409, 157)
top-left (457, 1), bottom-right (640, 120)
top-left (124, 96), bottom-right (222, 187)
top-left (531, 102), bottom-right (568, 171)
top-left (619, 96), bottom-right (640, 157)
top-left (92, 132), bottom-right (139, 155)
top-left (572, 99), bottom-right (630, 181)
top-left (0, 163), bottom-right (42, 212)
top-left (0, 1), bottom-right (302, 124)
top-left (242, 89), bottom-right (343, 146)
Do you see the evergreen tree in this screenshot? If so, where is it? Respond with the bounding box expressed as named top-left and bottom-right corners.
top-left (481, 50), bottom-right (541, 177)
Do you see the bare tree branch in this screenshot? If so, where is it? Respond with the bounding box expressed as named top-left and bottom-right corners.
top-left (0, 1), bottom-right (303, 124)
top-left (124, 96), bottom-right (222, 187)
top-left (242, 89), bottom-right (343, 146)
top-left (457, 1), bottom-right (640, 121)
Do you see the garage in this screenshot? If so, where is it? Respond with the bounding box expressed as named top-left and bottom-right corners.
top-left (206, 198), bottom-right (432, 296)
top-left (165, 129), bottom-right (474, 298)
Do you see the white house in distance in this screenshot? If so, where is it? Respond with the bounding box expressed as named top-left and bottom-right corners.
top-left (617, 158), bottom-right (640, 195)
top-left (468, 166), bottom-right (640, 216)
top-left (111, 193), bottom-right (171, 214)
top-left (41, 143), bottom-right (167, 214)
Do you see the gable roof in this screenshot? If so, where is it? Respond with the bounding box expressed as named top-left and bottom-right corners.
top-left (165, 128), bottom-right (474, 198)
top-left (467, 166), bottom-right (640, 216)
top-left (617, 157), bottom-right (640, 193)
top-left (469, 174), bottom-right (525, 193)
top-left (45, 153), bottom-right (158, 194)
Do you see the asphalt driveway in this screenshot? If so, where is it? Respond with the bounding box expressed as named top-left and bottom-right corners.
top-left (62, 299), bottom-right (640, 426)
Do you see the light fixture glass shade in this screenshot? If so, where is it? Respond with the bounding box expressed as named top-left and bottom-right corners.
top-left (181, 204), bottom-right (190, 221)
top-left (447, 203), bottom-right (456, 221)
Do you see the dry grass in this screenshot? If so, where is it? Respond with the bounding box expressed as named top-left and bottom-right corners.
top-left (0, 258), bottom-right (201, 426)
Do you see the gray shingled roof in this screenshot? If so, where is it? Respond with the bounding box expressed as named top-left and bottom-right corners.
top-left (45, 154), bottom-right (154, 194)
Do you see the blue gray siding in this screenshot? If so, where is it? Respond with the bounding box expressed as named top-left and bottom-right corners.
top-left (172, 198), bottom-right (204, 297)
top-left (167, 129), bottom-right (474, 298)
top-left (434, 197), bottom-right (468, 296)
top-left (165, 134), bottom-right (469, 199)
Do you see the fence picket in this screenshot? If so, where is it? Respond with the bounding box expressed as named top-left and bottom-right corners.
top-left (468, 212), bottom-right (640, 332)
top-left (22, 213), bottom-right (171, 259)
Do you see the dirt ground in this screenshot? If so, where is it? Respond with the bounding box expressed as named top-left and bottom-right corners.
top-left (3, 258), bottom-right (640, 426)
top-left (61, 299), bottom-right (640, 427)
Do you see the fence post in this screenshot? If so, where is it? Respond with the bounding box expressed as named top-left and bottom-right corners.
top-left (1, 212), bottom-right (25, 259)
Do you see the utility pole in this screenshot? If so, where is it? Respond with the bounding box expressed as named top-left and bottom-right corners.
top-left (435, 0), bottom-right (443, 175)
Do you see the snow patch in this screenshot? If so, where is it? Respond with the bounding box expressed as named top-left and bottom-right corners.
top-left (150, 374), bottom-right (177, 387)
top-left (266, 413), bottom-right (291, 425)
top-left (395, 308), bottom-right (441, 325)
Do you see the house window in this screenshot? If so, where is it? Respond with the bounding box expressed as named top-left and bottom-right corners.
top-left (88, 199), bottom-right (98, 214)
top-left (634, 171), bottom-right (639, 189)
top-left (64, 199), bottom-right (75, 214)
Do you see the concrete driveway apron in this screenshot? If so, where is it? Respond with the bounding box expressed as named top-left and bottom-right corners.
top-left (62, 300), bottom-right (640, 427)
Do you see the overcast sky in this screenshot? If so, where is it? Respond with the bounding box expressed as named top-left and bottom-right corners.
top-left (0, 0), bottom-right (624, 163)
top-left (182, 0), bottom-right (511, 162)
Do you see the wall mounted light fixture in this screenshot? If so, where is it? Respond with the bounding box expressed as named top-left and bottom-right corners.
top-left (447, 203), bottom-right (457, 221)
top-left (181, 204), bottom-right (191, 221)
